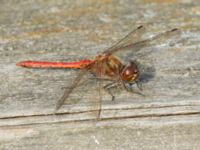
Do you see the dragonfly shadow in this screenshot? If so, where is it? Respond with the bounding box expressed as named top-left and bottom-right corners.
top-left (138, 64), bottom-right (156, 84)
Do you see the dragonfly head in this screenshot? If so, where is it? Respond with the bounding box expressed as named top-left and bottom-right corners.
top-left (121, 61), bottom-right (139, 83)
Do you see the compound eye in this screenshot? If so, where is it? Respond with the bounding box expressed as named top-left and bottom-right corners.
top-left (124, 68), bottom-right (135, 76)
top-left (121, 62), bottom-right (139, 82)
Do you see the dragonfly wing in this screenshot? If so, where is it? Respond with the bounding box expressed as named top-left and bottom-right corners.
top-left (55, 64), bottom-right (107, 119)
top-left (55, 68), bottom-right (88, 111)
top-left (104, 26), bottom-right (180, 57)
top-left (103, 25), bottom-right (146, 54)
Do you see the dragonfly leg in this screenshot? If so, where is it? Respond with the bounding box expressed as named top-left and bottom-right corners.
top-left (136, 80), bottom-right (143, 91)
top-left (125, 82), bottom-right (145, 97)
top-left (104, 81), bottom-right (119, 101)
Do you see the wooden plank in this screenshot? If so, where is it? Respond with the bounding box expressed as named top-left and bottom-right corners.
top-left (1, 28), bottom-right (200, 122)
top-left (0, 0), bottom-right (200, 149)
top-left (0, 115), bottom-right (200, 149)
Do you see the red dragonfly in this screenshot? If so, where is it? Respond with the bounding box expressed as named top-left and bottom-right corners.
top-left (17, 25), bottom-right (179, 118)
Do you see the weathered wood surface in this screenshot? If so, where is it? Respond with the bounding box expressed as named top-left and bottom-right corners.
top-left (0, 0), bottom-right (200, 149)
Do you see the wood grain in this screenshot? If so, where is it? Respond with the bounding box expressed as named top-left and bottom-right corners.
top-left (0, 0), bottom-right (200, 149)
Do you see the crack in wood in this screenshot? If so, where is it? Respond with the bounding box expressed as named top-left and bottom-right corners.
top-left (0, 103), bottom-right (199, 119)
top-left (0, 110), bottom-right (200, 127)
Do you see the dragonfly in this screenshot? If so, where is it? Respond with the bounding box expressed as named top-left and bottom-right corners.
top-left (17, 25), bottom-right (179, 118)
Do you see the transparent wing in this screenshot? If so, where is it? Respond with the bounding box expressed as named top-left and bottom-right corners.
top-left (55, 65), bottom-right (107, 119)
top-left (103, 25), bottom-right (146, 54)
top-left (55, 68), bottom-right (88, 111)
top-left (95, 59), bottom-right (104, 119)
top-left (104, 26), bottom-right (180, 56)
